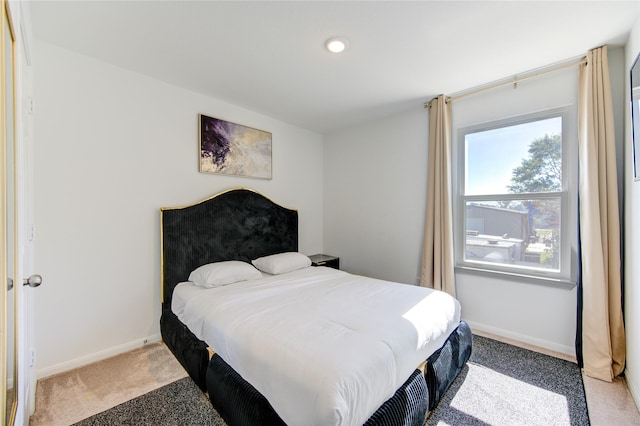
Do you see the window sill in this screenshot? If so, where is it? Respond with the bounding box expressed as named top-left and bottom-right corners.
top-left (455, 265), bottom-right (576, 289)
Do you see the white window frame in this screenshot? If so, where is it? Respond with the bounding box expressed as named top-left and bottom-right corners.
top-left (454, 107), bottom-right (577, 288)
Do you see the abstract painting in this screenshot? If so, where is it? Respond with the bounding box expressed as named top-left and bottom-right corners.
top-left (199, 114), bottom-right (272, 179)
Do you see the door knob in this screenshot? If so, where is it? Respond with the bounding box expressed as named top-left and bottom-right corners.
top-left (23, 274), bottom-right (42, 287)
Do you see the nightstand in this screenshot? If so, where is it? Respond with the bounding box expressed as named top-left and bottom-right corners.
top-left (309, 254), bottom-right (340, 270)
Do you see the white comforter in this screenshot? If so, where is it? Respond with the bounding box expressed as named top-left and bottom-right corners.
top-left (172, 266), bottom-right (461, 426)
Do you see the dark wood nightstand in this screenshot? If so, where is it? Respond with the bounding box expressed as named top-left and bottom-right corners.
top-left (309, 254), bottom-right (340, 270)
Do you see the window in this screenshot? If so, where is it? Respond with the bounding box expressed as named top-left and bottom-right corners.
top-left (456, 108), bottom-right (575, 283)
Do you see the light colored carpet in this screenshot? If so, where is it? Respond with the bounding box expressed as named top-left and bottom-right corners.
top-left (29, 342), bottom-right (187, 426)
top-left (583, 375), bottom-right (640, 426)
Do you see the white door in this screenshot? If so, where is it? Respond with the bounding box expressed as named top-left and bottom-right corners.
top-left (2, 1), bottom-right (36, 424)
top-left (2, 0), bottom-right (17, 422)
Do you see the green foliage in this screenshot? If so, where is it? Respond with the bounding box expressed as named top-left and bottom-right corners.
top-left (507, 134), bottom-right (562, 269)
top-left (507, 134), bottom-right (561, 193)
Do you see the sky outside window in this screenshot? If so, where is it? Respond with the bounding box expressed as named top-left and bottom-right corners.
top-left (465, 117), bottom-right (562, 195)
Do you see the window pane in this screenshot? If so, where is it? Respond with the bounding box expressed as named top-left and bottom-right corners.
top-left (464, 199), bottom-right (560, 271)
top-left (465, 117), bottom-right (562, 195)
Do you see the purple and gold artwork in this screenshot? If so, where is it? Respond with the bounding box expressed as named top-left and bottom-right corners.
top-left (199, 114), bottom-right (272, 179)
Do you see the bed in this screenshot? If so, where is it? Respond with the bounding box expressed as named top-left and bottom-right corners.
top-left (160, 188), bottom-right (471, 425)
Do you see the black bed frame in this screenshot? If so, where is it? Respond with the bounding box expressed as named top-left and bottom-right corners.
top-left (160, 188), bottom-right (472, 425)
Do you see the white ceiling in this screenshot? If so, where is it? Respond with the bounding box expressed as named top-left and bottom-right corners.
top-left (29, 1), bottom-right (640, 134)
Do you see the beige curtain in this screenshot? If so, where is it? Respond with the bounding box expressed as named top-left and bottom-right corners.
top-left (578, 45), bottom-right (625, 381)
top-left (420, 95), bottom-right (456, 297)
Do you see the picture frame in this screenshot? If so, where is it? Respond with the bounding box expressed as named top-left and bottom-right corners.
top-left (199, 114), bottom-right (272, 179)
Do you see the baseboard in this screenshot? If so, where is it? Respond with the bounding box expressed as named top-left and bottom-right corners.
top-left (625, 365), bottom-right (640, 411)
top-left (36, 334), bottom-right (162, 379)
top-left (465, 320), bottom-right (576, 360)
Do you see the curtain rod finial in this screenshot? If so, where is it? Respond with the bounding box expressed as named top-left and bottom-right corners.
top-left (423, 95), bottom-right (450, 109)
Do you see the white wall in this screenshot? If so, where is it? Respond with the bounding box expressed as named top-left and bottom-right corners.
top-left (324, 108), bottom-right (428, 285)
top-left (325, 49), bottom-right (628, 356)
top-left (624, 14), bottom-right (640, 408)
top-left (32, 41), bottom-right (324, 377)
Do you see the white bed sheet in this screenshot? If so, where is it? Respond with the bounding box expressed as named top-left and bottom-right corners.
top-left (172, 266), bottom-right (461, 426)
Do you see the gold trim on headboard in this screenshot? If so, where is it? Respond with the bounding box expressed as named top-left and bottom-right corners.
top-left (160, 187), bottom-right (298, 213)
top-left (159, 187), bottom-right (298, 303)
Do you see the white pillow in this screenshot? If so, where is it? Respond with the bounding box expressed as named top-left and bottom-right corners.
top-left (251, 252), bottom-right (311, 275)
top-left (188, 260), bottom-right (262, 288)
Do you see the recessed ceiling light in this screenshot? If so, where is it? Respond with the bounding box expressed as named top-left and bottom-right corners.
top-left (324, 37), bottom-right (348, 54)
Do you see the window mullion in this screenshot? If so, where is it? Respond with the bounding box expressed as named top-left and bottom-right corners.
top-left (463, 191), bottom-right (562, 200)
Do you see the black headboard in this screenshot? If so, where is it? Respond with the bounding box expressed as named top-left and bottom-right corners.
top-left (160, 188), bottom-right (298, 308)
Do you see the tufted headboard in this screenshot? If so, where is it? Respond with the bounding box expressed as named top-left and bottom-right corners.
top-left (160, 188), bottom-right (298, 308)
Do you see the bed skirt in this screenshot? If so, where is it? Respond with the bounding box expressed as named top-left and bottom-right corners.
top-left (425, 319), bottom-right (473, 410)
top-left (160, 308), bottom-right (209, 391)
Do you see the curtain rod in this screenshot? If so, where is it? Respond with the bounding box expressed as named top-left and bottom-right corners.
top-left (423, 56), bottom-right (587, 109)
